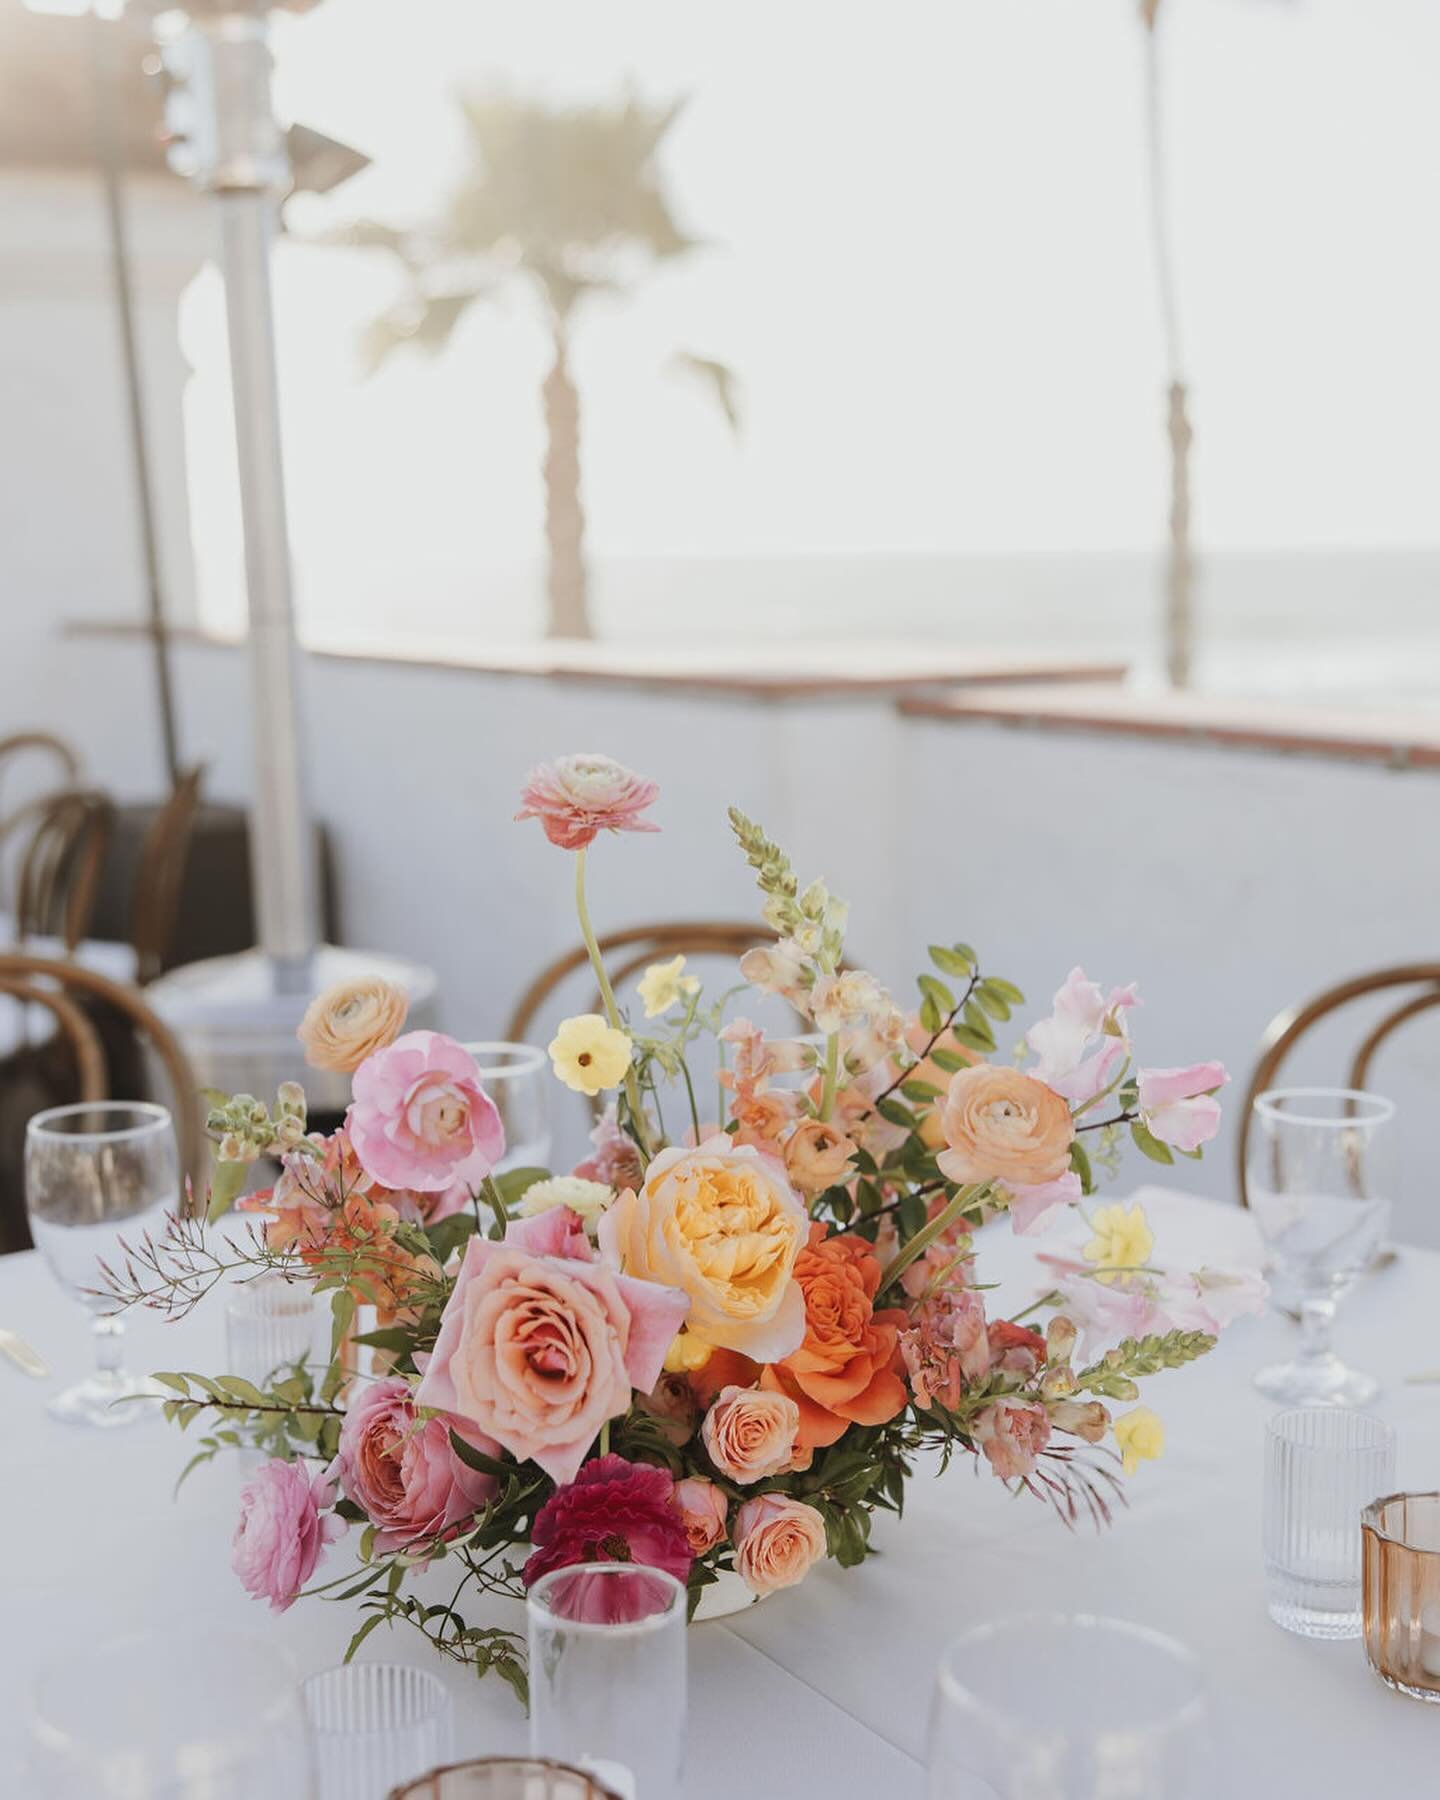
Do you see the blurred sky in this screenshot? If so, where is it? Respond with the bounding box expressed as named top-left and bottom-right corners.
top-left (178, 0), bottom-right (1440, 637)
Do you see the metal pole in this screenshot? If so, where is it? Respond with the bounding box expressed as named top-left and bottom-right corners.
top-left (166, 7), bottom-right (319, 983)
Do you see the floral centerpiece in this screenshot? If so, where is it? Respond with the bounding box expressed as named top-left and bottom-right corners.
top-left (103, 753), bottom-right (1261, 1699)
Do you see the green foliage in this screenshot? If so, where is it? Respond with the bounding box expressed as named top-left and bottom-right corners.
top-left (1130, 1119), bottom-right (1175, 1165)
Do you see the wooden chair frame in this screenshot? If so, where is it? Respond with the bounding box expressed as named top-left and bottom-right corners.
top-left (1237, 962), bottom-right (1440, 1206)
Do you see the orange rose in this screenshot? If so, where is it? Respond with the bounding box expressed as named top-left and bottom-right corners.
top-left (936, 1065), bottom-right (1073, 1188)
top-left (733, 1494), bottom-right (827, 1595)
top-left (760, 1225), bottom-right (908, 1448)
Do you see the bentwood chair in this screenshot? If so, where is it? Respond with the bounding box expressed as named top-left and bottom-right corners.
top-left (8, 788), bottom-right (115, 950)
top-left (506, 921), bottom-right (766, 1045)
top-left (0, 952), bottom-right (201, 1252)
top-left (1237, 963), bottom-right (1440, 1209)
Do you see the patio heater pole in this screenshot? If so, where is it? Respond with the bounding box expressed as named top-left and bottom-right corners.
top-left (161, 4), bottom-right (319, 987)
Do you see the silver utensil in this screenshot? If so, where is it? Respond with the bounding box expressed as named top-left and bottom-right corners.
top-left (0, 1328), bottom-right (48, 1378)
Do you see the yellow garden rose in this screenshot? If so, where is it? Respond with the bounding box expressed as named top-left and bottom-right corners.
top-left (600, 1136), bottom-right (807, 1361)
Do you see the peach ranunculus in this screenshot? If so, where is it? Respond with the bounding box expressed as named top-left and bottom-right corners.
top-left (733, 1493), bottom-right (828, 1596)
top-left (298, 976), bottom-right (409, 1073)
top-left (599, 1136), bottom-right (808, 1362)
top-left (672, 1477), bottom-right (729, 1554)
top-left (701, 1384), bottom-right (801, 1483)
top-left (760, 1225), bottom-right (908, 1448)
top-left (783, 1118), bottom-right (856, 1199)
top-left (898, 1018), bottom-right (982, 1150)
top-left (936, 1065), bottom-right (1074, 1189)
top-left (415, 1207), bottom-right (688, 1486)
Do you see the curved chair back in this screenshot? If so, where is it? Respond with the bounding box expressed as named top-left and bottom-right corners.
top-left (1237, 963), bottom-right (1440, 1206)
top-left (7, 789), bottom-right (115, 950)
top-left (131, 766), bottom-right (205, 983)
top-left (506, 921), bottom-right (765, 1046)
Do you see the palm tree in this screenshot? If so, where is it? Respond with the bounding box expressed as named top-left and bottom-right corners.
top-left (1138, 0), bottom-right (1194, 687)
top-left (341, 91), bottom-right (736, 640)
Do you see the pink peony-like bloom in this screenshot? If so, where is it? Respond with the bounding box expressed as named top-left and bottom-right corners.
top-left (973, 1398), bottom-right (1052, 1481)
top-left (1137, 1062), bottom-right (1229, 1152)
top-left (347, 1031), bottom-right (505, 1195)
top-left (733, 1493), bottom-right (828, 1596)
top-left (335, 1377), bottom-right (500, 1554)
top-left (414, 1211), bottom-right (688, 1486)
top-left (672, 1477), bottom-right (729, 1555)
top-left (523, 1454), bottom-right (693, 1607)
top-left (231, 1458), bottom-right (344, 1613)
top-left (515, 754), bottom-right (659, 851)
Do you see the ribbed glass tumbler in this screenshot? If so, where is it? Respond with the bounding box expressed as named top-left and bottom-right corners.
top-left (302, 1663), bottom-right (454, 1800)
top-left (1263, 1407), bottom-right (1396, 1638)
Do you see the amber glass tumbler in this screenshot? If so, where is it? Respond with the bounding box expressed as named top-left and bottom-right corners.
top-left (1362, 1492), bottom-right (1440, 1702)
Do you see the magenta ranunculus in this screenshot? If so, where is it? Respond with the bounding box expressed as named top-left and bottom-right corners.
top-left (514, 754), bottom-right (660, 851)
top-left (523, 1454), bottom-right (693, 1613)
top-left (346, 1031), bottom-right (505, 1194)
top-left (414, 1211), bottom-right (689, 1486)
top-left (1137, 1061), bottom-right (1229, 1152)
top-left (336, 1377), bottom-right (500, 1554)
top-left (231, 1458), bottom-right (344, 1613)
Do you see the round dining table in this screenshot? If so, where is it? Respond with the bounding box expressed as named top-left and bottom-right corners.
top-left (1, 1186), bottom-right (1434, 1796)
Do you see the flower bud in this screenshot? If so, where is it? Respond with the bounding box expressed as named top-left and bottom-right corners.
top-left (1045, 1315), bottom-right (1078, 1365)
top-left (1049, 1399), bottom-right (1111, 1443)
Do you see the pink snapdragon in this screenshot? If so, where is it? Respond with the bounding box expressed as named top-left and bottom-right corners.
top-left (515, 754), bottom-right (659, 850)
top-left (973, 1398), bottom-right (1052, 1481)
top-left (1137, 1062), bottom-right (1229, 1152)
top-left (231, 1459), bottom-right (344, 1613)
top-left (346, 1031), bottom-right (505, 1194)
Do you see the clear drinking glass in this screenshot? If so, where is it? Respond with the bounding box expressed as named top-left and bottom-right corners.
top-left (527, 1564), bottom-right (686, 1800)
top-left (301, 1663), bottom-right (453, 1800)
top-left (462, 1042), bottom-right (550, 1172)
top-left (28, 1628), bottom-right (313, 1798)
top-left (1263, 1407), bottom-right (1396, 1638)
top-left (926, 1614), bottom-right (1210, 1799)
top-left (226, 1273), bottom-right (323, 1388)
top-left (1248, 1088), bottom-right (1395, 1406)
top-left (391, 1763), bottom-right (624, 1799)
top-left (1363, 1492), bottom-right (1440, 1702)
top-left (25, 1101), bottom-right (179, 1426)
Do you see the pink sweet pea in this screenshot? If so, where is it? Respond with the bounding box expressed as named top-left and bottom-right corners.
top-left (347, 1031), bottom-right (505, 1194)
top-left (1137, 1062), bottom-right (1228, 1152)
top-left (231, 1458), bottom-right (344, 1613)
top-left (414, 1210), bottom-right (689, 1486)
top-left (515, 754), bottom-right (659, 850)
top-left (1026, 968), bottom-right (1139, 1105)
top-left (1002, 1170), bottom-right (1084, 1236)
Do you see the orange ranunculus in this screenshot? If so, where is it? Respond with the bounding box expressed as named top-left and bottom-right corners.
top-left (937, 1064), bottom-right (1073, 1189)
top-left (760, 1225), bottom-right (908, 1448)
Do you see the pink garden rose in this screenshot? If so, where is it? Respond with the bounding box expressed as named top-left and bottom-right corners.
top-left (1137, 1062), bottom-right (1228, 1152)
top-left (346, 1031), bottom-right (505, 1194)
top-left (231, 1458), bottom-right (343, 1613)
top-left (973, 1398), bottom-right (1052, 1481)
top-left (414, 1209), bottom-right (688, 1486)
top-left (336, 1377), bottom-right (499, 1553)
top-left (523, 1454), bottom-right (693, 1611)
top-left (732, 1494), bottom-right (828, 1596)
top-left (672, 1477), bottom-right (729, 1554)
top-left (515, 754), bottom-right (659, 850)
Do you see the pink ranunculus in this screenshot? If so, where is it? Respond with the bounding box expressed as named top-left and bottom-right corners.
top-left (231, 1458), bottom-right (344, 1613)
top-left (672, 1477), bottom-right (729, 1555)
top-left (973, 1398), bottom-right (1052, 1481)
top-left (1137, 1062), bottom-right (1229, 1152)
top-left (335, 1377), bottom-right (499, 1554)
top-left (413, 1218), bottom-right (689, 1486)
top-left (515, 754), bottom-right (660, 851)
top-left (523, 1454), bottom-right (693, 1606)
top-left (1002, 1170), bottom-right (1084, 1236)
top-left (346, 1031), bottom-right (505, 1194)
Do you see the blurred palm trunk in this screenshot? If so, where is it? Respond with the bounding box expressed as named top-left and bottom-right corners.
top-left (542, 330), bottom-right (591, 640)
top-left (1142, 1), bottom-right (1194, 689)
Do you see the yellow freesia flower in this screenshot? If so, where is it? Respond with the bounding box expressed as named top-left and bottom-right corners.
top-left (548, 1014), bottom-right (633, 1097)
top-left (662, 1330), bottom-right (713, 1374)
top-left (636, 955), bottom-right (700, 1019)
top-left (1082, 1202), bottom-right (1154, 1286)
top-left (1114, 1406), bottom-right (1165, 1476)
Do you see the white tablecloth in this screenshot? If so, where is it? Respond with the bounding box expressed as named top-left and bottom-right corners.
top-left (1, 1187), bottom-right (1433, 1795)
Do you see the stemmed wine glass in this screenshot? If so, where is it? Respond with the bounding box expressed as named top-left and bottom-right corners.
top-left (25, 1101), bottom-right (179, 1426)
top-left (1248, 1088), bottom-right (1395, 1407)
top-left (462, 1042), bottom-right (551, 1171)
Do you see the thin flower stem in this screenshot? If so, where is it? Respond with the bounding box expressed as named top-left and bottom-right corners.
top-left (817, 1030), bottom-right (840, 1122)
top-left (677, 1053), bottom-right (701, 1142)
top-left (573, 846), bottom-right (651, 1157)
top-left (1076, 1111), bottom-right (1137, 1134)
top-left (877, 1182), bottom-right (991, 1299)
top-left (1008, 1289), bottom-right (1062, 1325)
